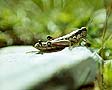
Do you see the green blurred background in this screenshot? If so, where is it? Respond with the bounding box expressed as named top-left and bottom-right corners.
top-left (0, 0), bottom-right (112, 59)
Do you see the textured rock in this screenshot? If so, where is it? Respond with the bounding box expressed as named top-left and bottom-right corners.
top-left (0, 46), bottom-right (101, 90)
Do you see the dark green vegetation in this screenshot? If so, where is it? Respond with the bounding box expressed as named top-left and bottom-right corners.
top-left (0, 0), bottom-right (112, 89)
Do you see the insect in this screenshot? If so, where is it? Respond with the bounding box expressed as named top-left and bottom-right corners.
top-left (34, 40), bottom-right (71, 53)
top-left (34, 27), bottom-right (88, 53)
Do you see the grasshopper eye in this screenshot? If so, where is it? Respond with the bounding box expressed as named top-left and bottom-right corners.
top-left (47, 41), bottom-right (51, 47)
top-left (47, 35), bottom-right (53, 40)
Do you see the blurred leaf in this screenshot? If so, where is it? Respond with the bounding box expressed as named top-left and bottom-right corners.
top-left (32, 0), bottom-right (44, 11)
top-left (104, 60), bottom-right (112, 87)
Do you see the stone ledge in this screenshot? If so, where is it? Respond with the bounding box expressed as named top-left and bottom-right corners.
top-left (0, 46), bottom-right (101, 90)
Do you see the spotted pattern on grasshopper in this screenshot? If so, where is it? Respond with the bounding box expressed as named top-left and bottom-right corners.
top-left (34, 27), bottom-right (87, 53)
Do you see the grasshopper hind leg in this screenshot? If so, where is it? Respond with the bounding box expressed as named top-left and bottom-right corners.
top-left (68, 41), bottom-right (78, 50)
top-left (81, 38), bottom-right (91, 47)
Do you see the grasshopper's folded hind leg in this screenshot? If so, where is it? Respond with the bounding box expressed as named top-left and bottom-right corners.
top-left (68, 38), bottom-right (79, 50)
top-left (82, 38), bottom-right (91, 47)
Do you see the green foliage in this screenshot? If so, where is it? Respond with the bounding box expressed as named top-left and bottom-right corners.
top-left (104, 61), bottom-right (112, 89)
top-left (0, 0), bottom-right (111, 59)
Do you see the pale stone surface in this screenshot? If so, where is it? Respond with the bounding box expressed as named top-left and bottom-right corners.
top-left (0, 46), bottom-right (101, 90)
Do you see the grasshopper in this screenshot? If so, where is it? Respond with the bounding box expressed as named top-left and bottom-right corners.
top-left (34, 27), bottom-right (88, 53)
